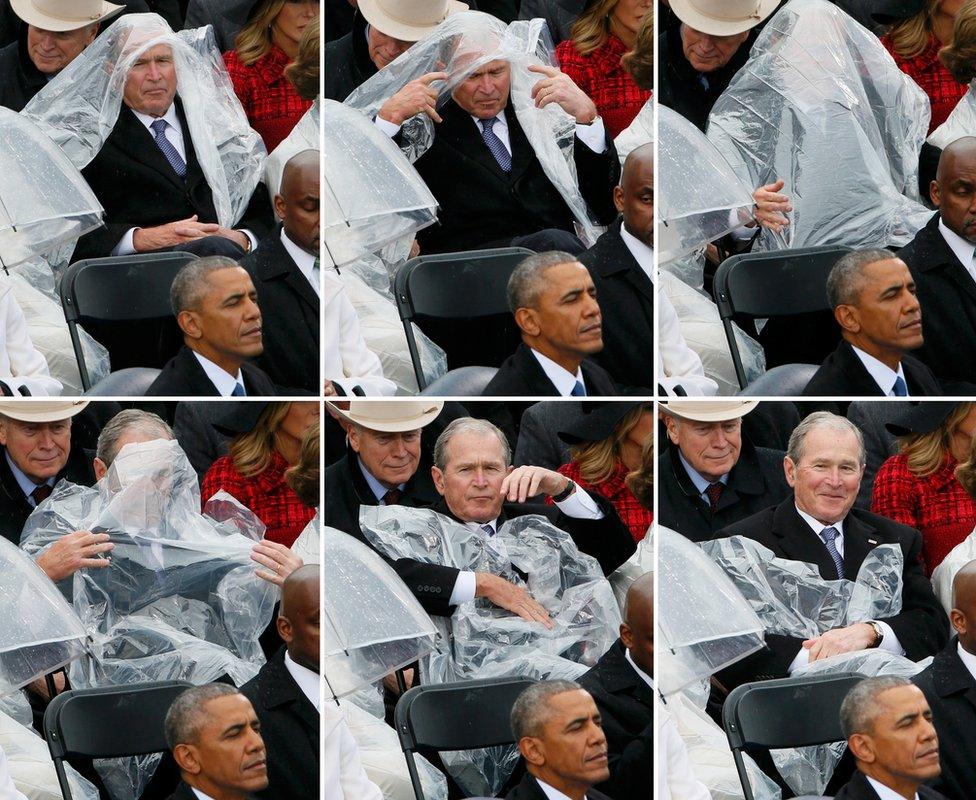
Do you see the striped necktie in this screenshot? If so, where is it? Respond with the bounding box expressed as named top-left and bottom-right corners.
top-left (149, 119), bottom-right (187, 179)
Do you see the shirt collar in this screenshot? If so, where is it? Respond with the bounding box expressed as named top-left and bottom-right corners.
top-left (957, 640), bottom-right (976, 682)
top-left (5, 450), bottom-right (54, 502)
top-left (530, 349), bottom-right (585, 396)
top-left (938, 217), bottom-right (976, 274)
top-left (795, 504), bottom-right (845, 540)
top-left (865, 775), bottom-right (918, 800)
top-left (677, 449), bottom-right (729, 495)
top-left (470, 111), bottom-right (508, 134)
top-left (849, 345), bottom-right (907, 396)
top-left (624, 648), bottom-right (652, 689)
top-left (357, 456), bottom-right (405, 502)
top-left (619, 224), bottom-right (654, 280)
top-left (131, 102), bottom-right (181, 132)
top-left (190, 789), bottom-right (217, 800)
top-left (191, 351), bottom-right (245, 397)
top-left (535, 777), bottom-right (594, 800)
top-left (280, 229), bottom-right (319, 294)
top-left (284, 650), bottom-right (320, 711)
top-left (464, 518), bottom-right (499, 535)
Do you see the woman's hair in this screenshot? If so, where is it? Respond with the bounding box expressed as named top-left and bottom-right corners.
top-left (886, 0), bottom-right (942, 59)
top-left (235, 0), bottom-right (287, 66)
top-left (898, 402), bottom-right (974, 477)
top-left (621, 9), bottom-right (653, 90)
top-left (940, 0), bottom-right (976, 83)
top-left (569, 0), bottom-right (618, 56)
top-left (229, 402), bottom-right (292, 478)
top-left (285, 17), bottom-right (319, 99)
top-left (626, 434), bottom-right (653, 511)
top-left (956, 428), bottom-right (976, 497)
top-left (569, 404), bottom-right (650, 486)
top-left (286, 421), bottom-right (319, 507)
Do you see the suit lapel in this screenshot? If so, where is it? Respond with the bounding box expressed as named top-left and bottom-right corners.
top-left (514, 344), bottom-right (561, 394)
top-left (256, 232), bottom-right (319, 313)
top-left (835, 342), bottom-right (887, 395)
top-left (179, 347), bottom-right (221, 396)
top-left (111, 106), bottom-right (187, 192)
top-left (923, 217), bottom-right (976, 307)
top-left (841, 512), bottom-right (879, 581)
top-left (772, 501), bottom-right (838, 579)
top-left (505, 104), bottom-right (535, 181)
top-left (439, 100), bottom-right (513, 180)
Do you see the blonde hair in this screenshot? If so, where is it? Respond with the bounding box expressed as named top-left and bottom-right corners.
top-left (940, 0), bottom-right (976, 82)
top-left (956, 428), bottom-right (976, 497)
top-left (228, 402), bottom-right (292, 478)
top-left (886, 0), bottom-right (941, 59)
top-left (898, 402), bottom-right (974, 477)
top-left (234, 0), bottom-right (287, 66)
top-left (285, 18), bottom-right (319, 99)
top-left (569, 0), bottom-right (617, 56)
top-left (285, 421), bottom-right (319, 507)
top-left (626, 434), bottom-right (653, 511)
top-left (569, 405), bottom-right (650, 485)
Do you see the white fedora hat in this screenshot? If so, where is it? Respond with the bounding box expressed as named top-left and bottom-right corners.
top-left (670, 0), bottom-right (779, 37)
top-left (328, 400), bottom-right (444, 433)
top-left (661, 400), bottom-right (759, 423)
top-left (0, 400), bottom-right (90, 423)
top-left (10, 0), bottom-right (125, 32)
top-left (357, 0), bottom-right (468, 43)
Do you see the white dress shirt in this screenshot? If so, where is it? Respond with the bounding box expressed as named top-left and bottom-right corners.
top-left (658, 289), bottom-right (718, 397)
top-left (938, 218), bottom-right (976, 285)
top-left (865, 775), bottom-right (918, 800)
top-left (624, 647), bottom-right (652, 689)
top-left (619, 224), bottom-right (653, 283)
top-left (324, 703), bottom-right (384, 800)
top-left (191, 351), bottom-right (245, 396)
top-left (850, 345), bottom-right (909, 397)
top-left (535, 777), bottom-right (599, 800)
top-left (280, 229), bottom-right (320, 296)
top-left (530, 349), bottom-right (586, 396)
top-left (190, 789), bottom-right (216, 800)
top-left (0, 284), bottom-right (61, 396)
top-left (677, 451), bottom-right (728, 505)
top-left (957, 640), bottom-right (976, 681)
top-left (284, 651), bottom-right (320, 711)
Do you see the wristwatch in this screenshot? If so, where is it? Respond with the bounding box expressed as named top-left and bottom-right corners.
top-left (552, 478), bottom-right (576, 503)
top-left (868, 621), bottom-right (884, 648)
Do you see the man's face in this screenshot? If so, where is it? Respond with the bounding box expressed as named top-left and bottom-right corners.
top-left (527, 690), bottom-right (609, 789)
top-left (274, 162), bottom-right (319, 255)
top-left (122, 43), bottom-right (177, 117)
top-left (452, 59), bottom-right (511, 120)
top-left (431, 430), bottom-right (510, 523)
top-left (186, 268), bottom-right (263, 360)
top-left (932, 148), bottom-right (976, 244)
top-left (522, 263), bottom-right (603, 359)
top-left (621, 595), bottom-right (652, 676)
top-left (347, 426), bottom-right (421, 489)
top-left (665, 416), bottom-right (741, 483)
top-left (182, 694), bottom-right (268, 795)
top-left (0, 418), bottom-right (71, 483)
top-left (680, 25), bottom-right (749, 73)
top-left (366, 26), bottom-right (411, 69)
top-left (843, 258), bottom-right (923, 356)
top-left (785, 426), bottom-right (863, 525)
top-left (279, 579), bottom-right (320, 671)
top-left (614, 155), bottom-right (654, 247)
top-left (27, 24), bottom-right (96, 75)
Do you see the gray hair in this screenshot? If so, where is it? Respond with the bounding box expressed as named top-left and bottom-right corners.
top-left (510, 680), bottom-right (582, 740)
top-left (96, 409), bottom-right (174, 468)
top-left (507, 251), bottom-right (579, 312)
top-left (170, 256), bottom-right (242, 315)
top-left (164, 683), bottom-right (241, 749)
top-left (787, 412), bottom-right (866, 466)
top-left (825, 248), bottom-right (897, 308)
top-left (839, 676), bottom-right (913, 739)
top-left (433, 417), bottom-right (511, 471)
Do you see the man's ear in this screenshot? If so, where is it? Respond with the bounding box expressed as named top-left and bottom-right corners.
top-left (273, 194), bottom-right (286, 222)
top-left (277, 614), bottom-right (293, 644)
top-left (0, 419), bottom-right (8, 447)
top-left (93, 458), bottom-right (108, 482)
top-left (347, 426), bottom-right (362, 454)
top-left (848, 732), bottom-right (876, 764)
top-left (930, 179), bottom-right (941, 208)
top-left (431, 465), bottom-right (446, 496)
top-left (518, 736), bottom-right (546, 768)
top-left (177, 310), bottom-right (202, 340)
top-left (514, 307), bottom-right (541, 337)
top-left (834, 303), bottom-right (861, 335)
top-left (613, 184), bottom-right (625, 214)
top-left (173, 743), bottom-right (202, 775)
top-left (783, 456), bottom-right (797, 489)
top-left (663, 416), bottom-right (679, 446)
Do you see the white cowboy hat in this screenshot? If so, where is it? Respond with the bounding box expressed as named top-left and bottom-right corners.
top-left (0, 400), bottom-right (90, 423)
top-left (661, 400), bottom-right (759, 423)
top-left (328, 400), bottom-right (444, 433)
top-left (10, 0), bottom-right (125, 32)
top-left (357, 0), bottom-right (468, 43)
top-left (669, 0), bottom-right (779, 37)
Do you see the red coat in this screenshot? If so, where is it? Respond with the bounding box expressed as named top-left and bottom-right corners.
top-left (556, 459), bottom-right (651, 543)
top-left (881, 33), bottom-right (967, 134)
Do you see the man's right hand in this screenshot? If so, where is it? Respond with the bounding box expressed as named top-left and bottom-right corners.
top-left (475, 572), bottom-right (553, 629)
top-left (377, 71), bottom-right (448, 126)
top-left (132, 215), bottom-right (220, 252)
top-left (35, 530), bottom-right (114, 582)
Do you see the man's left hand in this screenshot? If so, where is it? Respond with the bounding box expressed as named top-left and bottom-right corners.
top-left (500, 465), bottom-right (572, 503)
top-left (215, 227), bottom-right (250, 251)
top-left (528, 64), bottom-right (598, 124)
top-left (802, 622), bottom-right (876, 662)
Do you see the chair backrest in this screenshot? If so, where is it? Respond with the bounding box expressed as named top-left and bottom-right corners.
top-left (85, 367), bottom-right (161, 396)
top-left (737, 363), bottom-right (820, 396)
top-left (419, 366), bottom-right (498, 396)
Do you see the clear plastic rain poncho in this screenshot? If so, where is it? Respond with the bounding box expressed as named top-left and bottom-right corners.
top-left (265, 99), bottom-right (319, 202)
top-left (23, 13), bottom-right (266, 230)
top-left (930, 525), bottom-right (976, 613)
top-left (614, 96), bottom-right (652, 165)
top-left (344, 11), bottom-right (606, 247)
top-left (706, 0), bottom-right (933, 251)
top-left (929, 82), bottom-right (976, 150)
top-left (608, 526), bottom-right (652, 611)
top-left (360, 505), bottom-right (621, 797)
top-left (323, 526), bottom-right (438, 700)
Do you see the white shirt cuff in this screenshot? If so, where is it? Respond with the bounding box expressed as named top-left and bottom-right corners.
top-left (374, 115), bottom-right (402, 138)
top-left (555, 483), bottom-right (603, 519)
top-left (239, 229), bottom-right (258, 252)
top-left (875, 621), bottom-right (905, 657)
top-left (787, 645), bottom-right (810, 674)
top-left (575, 117), bottom-right (607, 154)
top-left (112, 228), bottom-right (139, 256)
top-left (448, 570), bottom-right (477, 606)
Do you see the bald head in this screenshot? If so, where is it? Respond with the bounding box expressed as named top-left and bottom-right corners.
top-left (951, 559), bottom-right (976, 655)
top-left (621, 572), bottom-right (652, 677)
top-left (932, 137), bottom-right (976, 244)
top-left (278, 565), bottom-right (319, 670)
top-left (615, 144), bottom-right (653, 247)
top-left (275, 150), bottom-right (319, 255)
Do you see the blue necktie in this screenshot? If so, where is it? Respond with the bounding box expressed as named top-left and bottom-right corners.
top-left (570, 381), bottom-right (586, 397)
top-left (150, 119), bottom-right (187, 179)
top-left (231, 382), bottom-right (246, 397)
top-left (480, 118), bottom-right (512, 172)
top-left (819, 526), bottom-right (845, 579)
top-left (892, 376), bottom-right (908, 396)
top-left (481, 524), bottom-right (495, 537)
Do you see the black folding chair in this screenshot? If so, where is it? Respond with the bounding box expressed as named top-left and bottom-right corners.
top-left (712, 246), bottom-right (852, 389)
top-left (59, 252), bottom-right (197, 389)
top-left (43, 680), bottom-right (192, 800)
top-left (393, 247), bottom-right (533, 389)
top-left (737, 363), bottom-right (820, 396)
top-left (419, 366), bottom-right (499, 396)
top-left (723, 672), bottom-right (861, 800)
top-left (395, 676), bottom-right (536, 800)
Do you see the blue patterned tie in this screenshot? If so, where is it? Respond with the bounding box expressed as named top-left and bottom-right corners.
top-left (150, 119), bottom-right (187, 179)
top-left (231, 382), bottom-right (246, 397)
top-left (819, 526), bottom-right (845, 579)
top-left (480, 117), bottom-right (512, 172)
top-left (892, 376), bottom-right (908, 397)
top-left (570, 381), bottom-right (586, 397)
top-left (481, 524), bottom-right (495, 537)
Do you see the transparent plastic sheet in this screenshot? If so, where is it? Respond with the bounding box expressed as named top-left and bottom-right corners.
top-left (928, 80), bottom-right (976, 149)
top-left (323, 526), bottom-right (438, 700)
top-left (265, 99), bottom-right (319, 202)
top-left (344, 11), bottom-right (605, 246)
top-left (291, 512), bottom-right (319, 565)
top-left (658, 527), bottom-right (765, 696)
top-left (23, 14), bottom-right (266, 228)
top-left (614, 96), bottom-right (653, 165)
top-left (359, 506), bottom-right (621, 796)
top-left (659, 105), bottom-right (756, 265)
top-left (706, 0), bottom-right (933, 251)
top-left (323, 100), bottom-right (438, 267)
top-left (608, 528), bottom-right (652, 612)
top-left (0, 109), bottom-right (103, 270)
top-left (0, 695), bottom-right (29, 729)
top-left (931, 525), bottom-right (976, 613)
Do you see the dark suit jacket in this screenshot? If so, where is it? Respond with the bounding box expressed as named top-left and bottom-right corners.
top-left (323, 11), bottom-right (375, 101)
top-left (166, 781), bottom-right (258, 800)
top-left (184, 0), bottom-right (250, 52)
top-left (656, 441), bottom-right (791, 543)
top-left (578, 639), bottom-right (652, 800)
top-left (240, 647), bottom-right (317, 800)
top-left (898, 212), bottom-right (976, 383)
top-left (833, 770), bottom-right (948, 800)
top-left (412, 99), bottom-right (619, 254)
top-left (802, 340), bottom-right (942, 397)
top-left (716, 499), bottom-right (949, 685)
top-left (0, 33), bottom-right (45, 111)
top-left (517, 0), bottom-right (584, 43)
top-left (76, 101), bottom-right (271, 260)
top-left (505, 773), bottom-right (613, 800)
top-left (146, 346), bottom-right (277, 397)
top-left (241, 227), bottom-right (319, 393)
top-left (482, 344), bottom-right (619, 397)
top-left (913, 637), bottom-right (976, 800)
top-left (578, 219), bottom-right (653, 392)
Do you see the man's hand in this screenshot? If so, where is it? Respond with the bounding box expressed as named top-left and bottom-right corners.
top-left (528, 64), bottom-right (598, 123)
top-left (251, 541), bottom-right (303, 587)
top-left (475, 572), bottom-right (553, 628)
top-left (749, 179), bottom-right (792, 232)
top-left (214, 227), bottom-right (250, 251)
top-left (132, 215), bottom-right (220, 251)
top-left (802, 622), bottom-right (876, 662)
top-left (500, 465), bottom-right (572, 503)
top-left (323, 380), bottom-right (337, 397)
top-left (35, 531), bottom-right (113, 582)
top-left (378, 71), bottom-right (448, 126)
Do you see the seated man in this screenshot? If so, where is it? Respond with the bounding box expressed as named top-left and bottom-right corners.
top-left (163, 683), bottom-right (269, 800)
top-left (835, 676), bottom-right (946, 800)
top-left (507, 680), bottom-right (612, 800)
top-left (803, 249), bottom-right (941, 397)
top-left (482, 252), bottom-right (618, 397)
top-left (147, 256), bottom-right (277, 397)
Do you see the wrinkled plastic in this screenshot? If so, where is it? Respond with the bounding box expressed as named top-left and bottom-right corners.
top-left (931, 525), bottom-right (976, 613)
top-left (614, 96), bottom-right (653, 165)
top-left (266, 100), bottom-right (319, 203)
top-left (929, 82), bottom-right (976, 149)
top-left (344, 11), bottom-right (605, 246)
top-left (0, 109), bottom-right (103, 270)
top-left (323, 526), bottom-right (438, 700)
top-left (291, 512), bottom-right (319, 565)
top-left (608, 528), bottom-right (652, 612)
top-left (659, 527), bottom-right (764, 696)
top-left (360, 506), bottom-right (620, 796)
top-left (24, 14), bottom-right (266, 229)
top-left (706, 0), bottom-right (932, 251)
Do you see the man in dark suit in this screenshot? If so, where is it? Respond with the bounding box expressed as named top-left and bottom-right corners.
top-left (803, 249), bottom-right (941, 397)
top-left (483, 252), bottom-right (618, 397)
top-left (241, 566), bottom-right (318, 800)
top-left (717, 412), bottom-right (948, 685)
top-left (658, 399), bottom-right (791, 542)
top-left (833, 676), bottom-right (947, 800)
top-left (184, 0), bottom-right (248, 51)
top-left (507, 680), bottom-right (613, 800)
top-left (147, 256), bottom-right (277, 396)
top-left (578, 144), bottom-right (653, 392)
top-left (241, 150), bottom-right (319, 393)
top-left (913, 560), bottom-right (976, 800)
